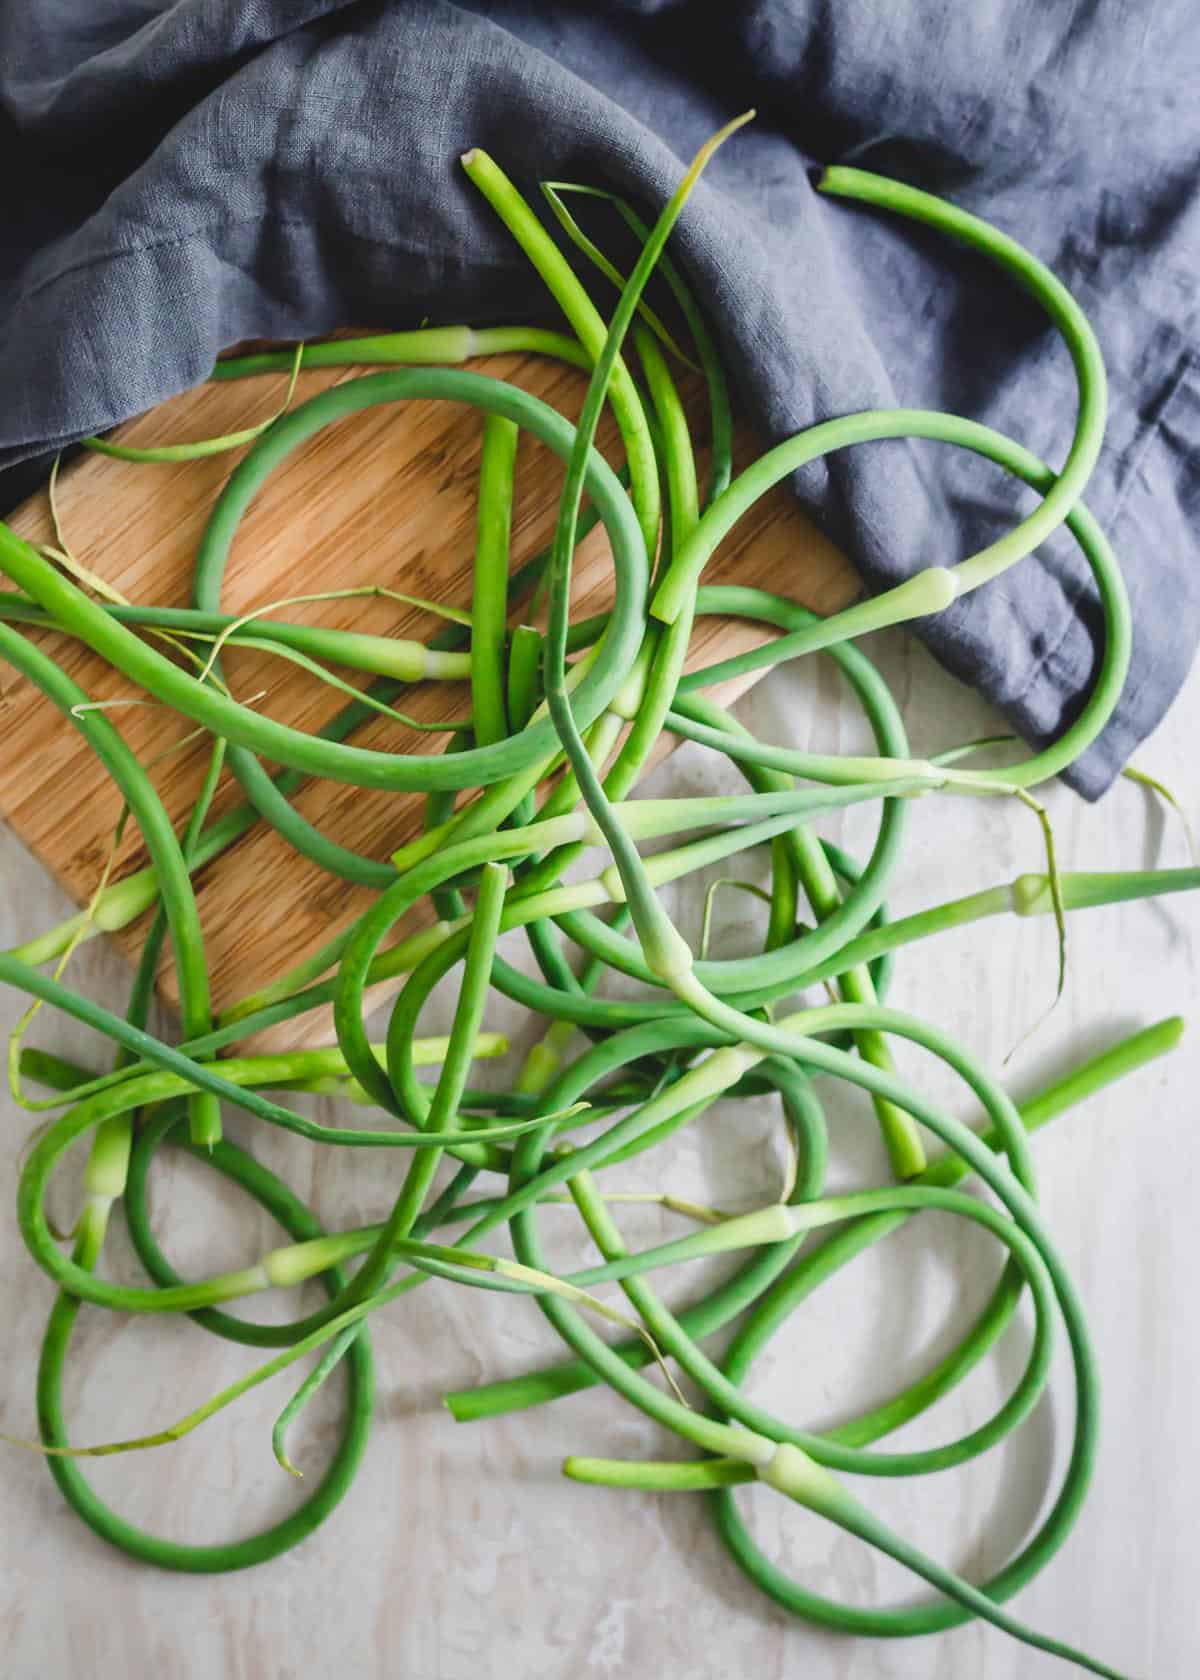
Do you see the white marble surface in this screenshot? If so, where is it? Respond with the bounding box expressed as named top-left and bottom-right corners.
top-left (2, 629), bottom-right (1197, 1680)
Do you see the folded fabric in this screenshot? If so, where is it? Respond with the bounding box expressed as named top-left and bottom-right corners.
top-left (2, 1), bottom-right (1197, 795)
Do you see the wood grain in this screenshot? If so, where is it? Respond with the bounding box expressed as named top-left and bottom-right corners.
top-left (0, 350), bottom-right (857, 1043)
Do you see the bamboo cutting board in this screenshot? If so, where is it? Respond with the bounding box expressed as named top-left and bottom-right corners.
top-left (0, 348), bottom-right (857, 1046)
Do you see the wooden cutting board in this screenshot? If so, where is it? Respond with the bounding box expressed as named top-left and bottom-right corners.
top-left (0, 348), bottom-right (857, 1046)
